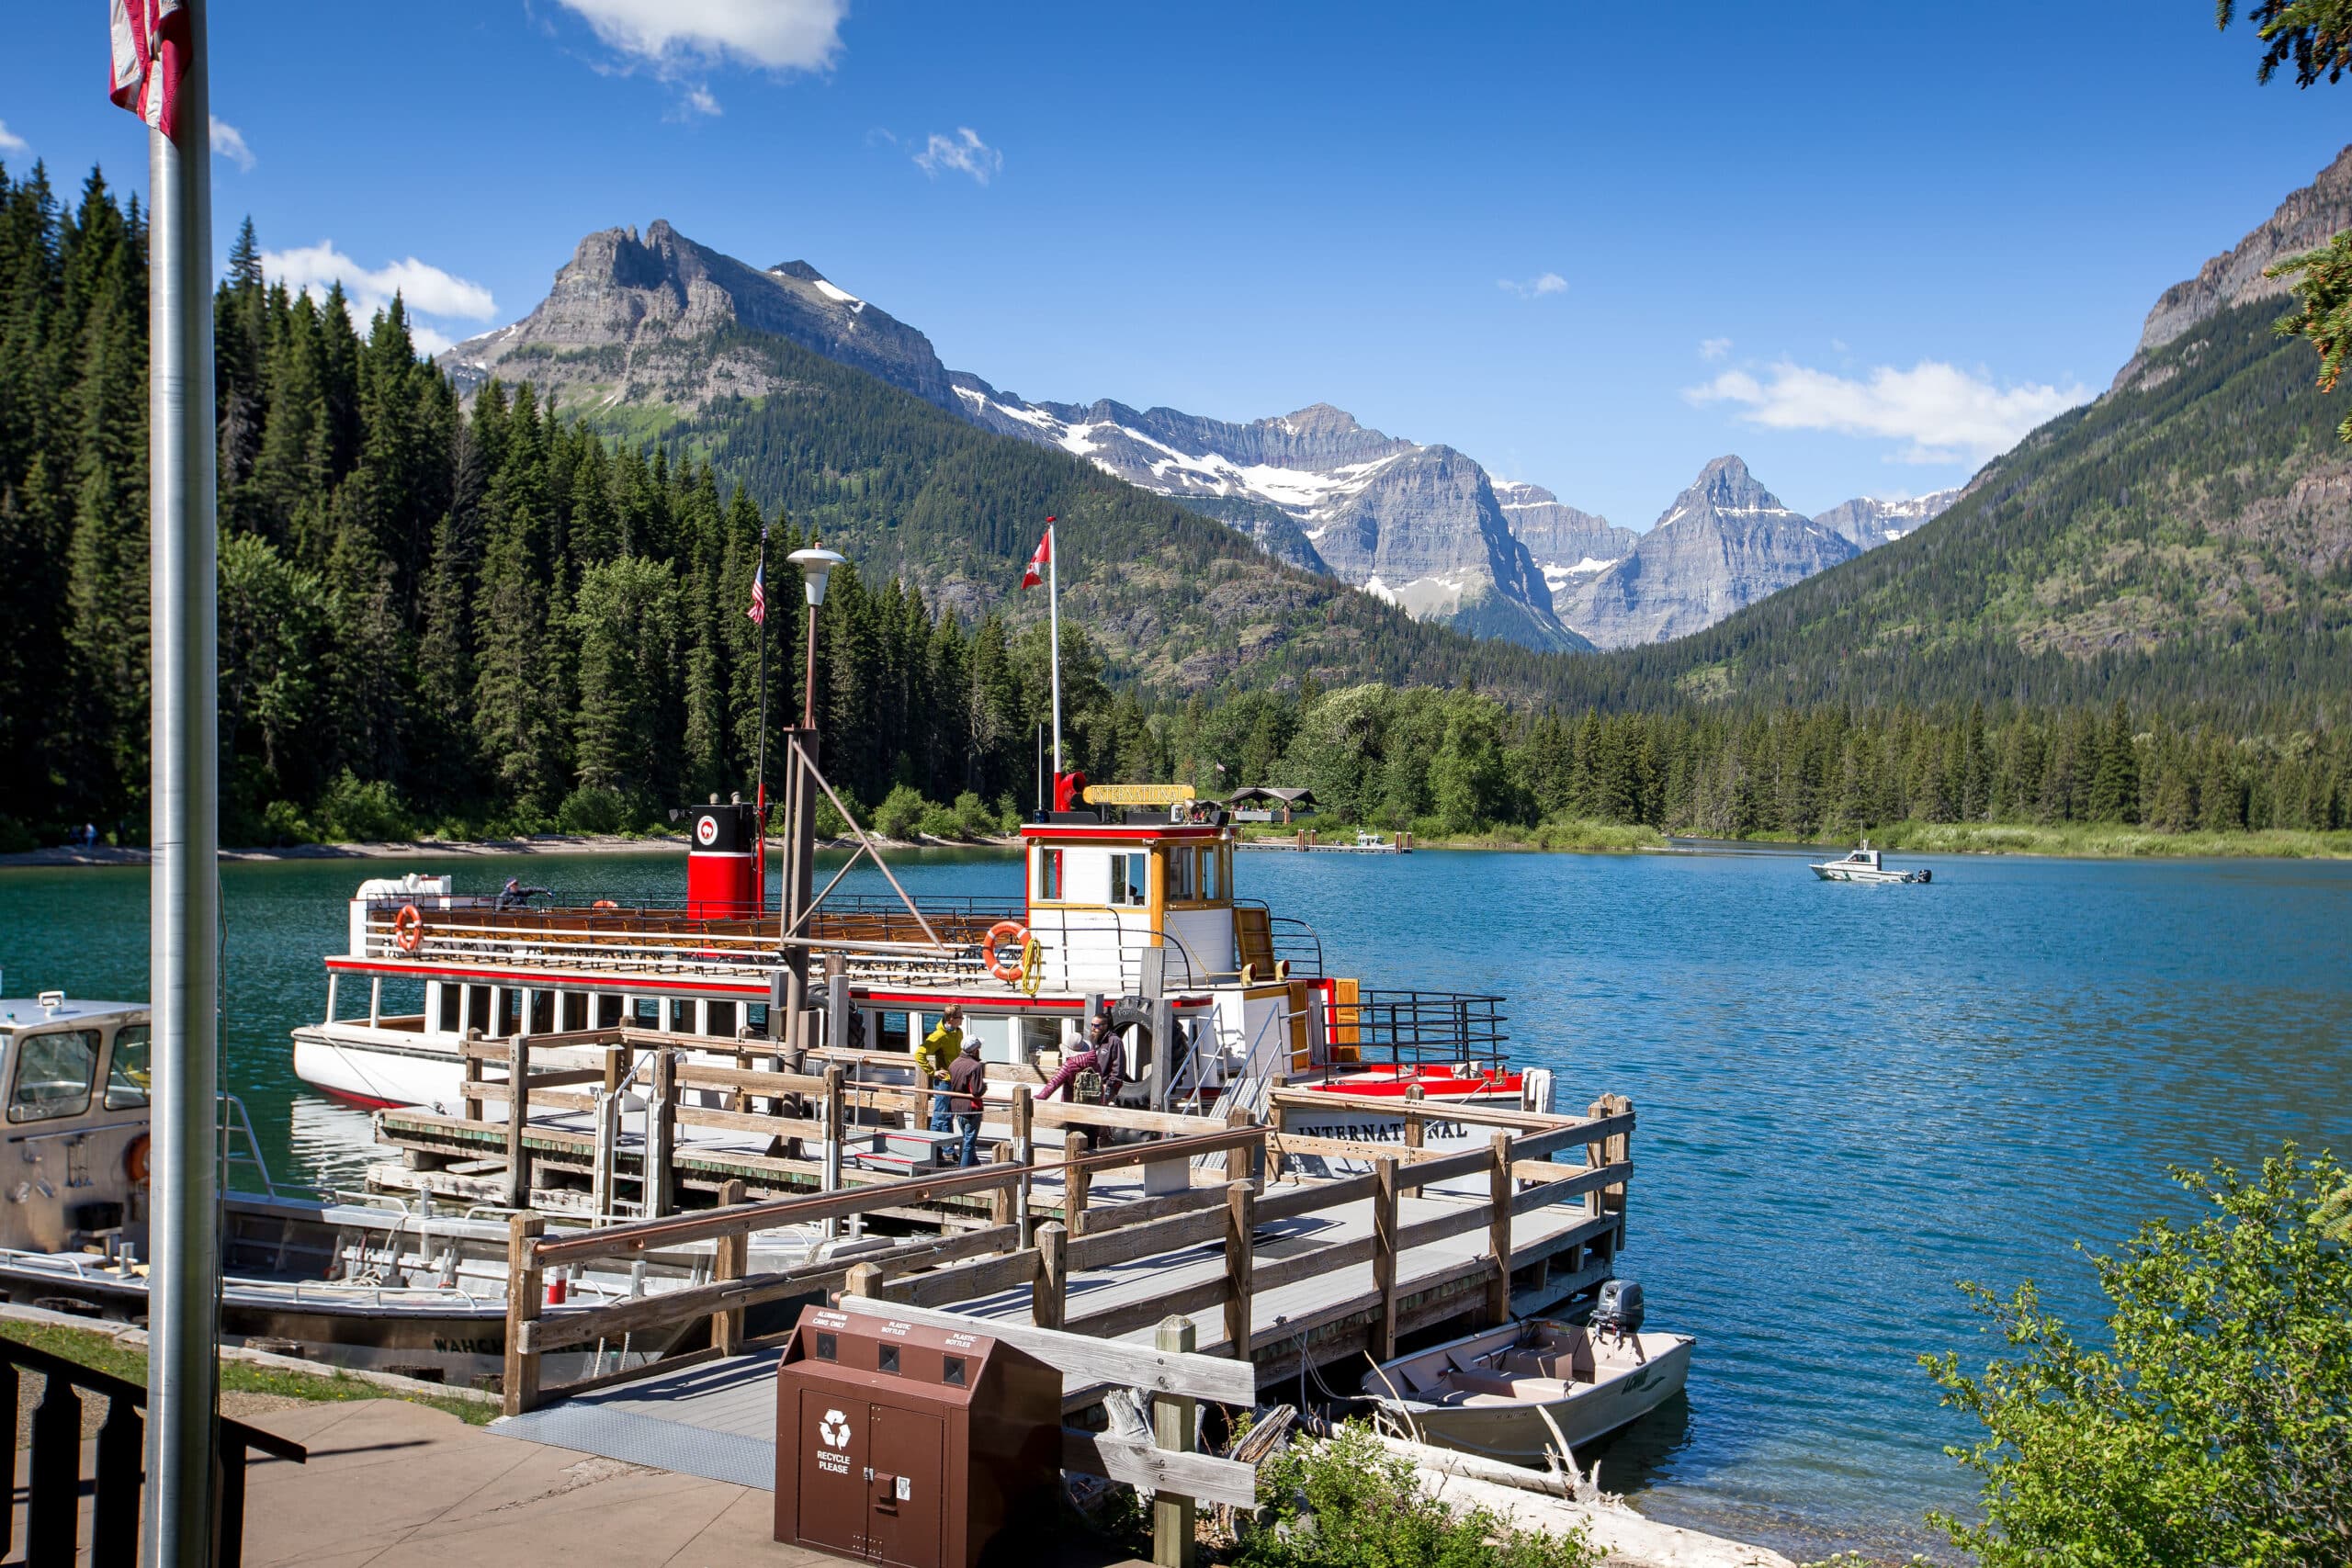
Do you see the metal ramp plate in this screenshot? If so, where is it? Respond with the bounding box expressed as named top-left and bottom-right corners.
top-left (489, 1348), bottom-right (784, 1490)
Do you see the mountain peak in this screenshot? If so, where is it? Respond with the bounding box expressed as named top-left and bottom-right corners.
top-left (1663, 454), bottom-right (1792, 523)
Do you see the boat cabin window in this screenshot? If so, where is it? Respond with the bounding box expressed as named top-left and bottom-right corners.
top-left (1167, 847), bottom-right (1195, 900)
top-left (496, 988), bottom-right (523, 1037)
top-left (436, 984), bottom-right (461, 1035)
top-left (1033, 847), bottom-right (1062, 902)
top-left (668, 998), bottom-right (695, 1033)
top-left (465, 985), bottom-right (493, 1037)
top-left (707, 999), bottom-right (738, 1038)
top-left (633, 998), bottom-right (662, 1030)
top-left (597, 994), bottom-right (627, 1029)
top-left (1202, 845), bottom-right (1222, 902)
top-left (1110, 852), bottom-right (1148, 908)
top-left (8, 1028), bottom-right (98, 1123)
top-left (529, 990), bottom-right (556, 1034)
top-left (560, 992), bottom-right (589, 1032)
top-left (745, 1001), bottom-right (769, 1039)
top-left (105, 1023), bottom-right (152, 1110)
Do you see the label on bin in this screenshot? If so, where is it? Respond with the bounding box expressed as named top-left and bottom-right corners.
top-left (816, 1407), bottom-right (854, 1473)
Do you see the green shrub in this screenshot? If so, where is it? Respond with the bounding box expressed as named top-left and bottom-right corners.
top-left (918, 801), bottom-right (962, 840)
top-left (1238, 1422), bottom-right (1593, 1568)
top-left (313, 770), bottom-right (412, 843)
top-left (815, 793), bottom-right (856, 840)
top-left (873, 784), bottom-right (927, 841)
top-left (1925, 1147), bottom-right (2352, 1568)
top-left (952, 791), bottom-right (999, 840)
top-left (556, 785), bottom-right (628, 836)
top-left (262, 799), bottom-right (317, 844)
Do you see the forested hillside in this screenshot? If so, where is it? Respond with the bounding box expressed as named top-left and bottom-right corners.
top-left (0, 164), bottom-right (1578, 847)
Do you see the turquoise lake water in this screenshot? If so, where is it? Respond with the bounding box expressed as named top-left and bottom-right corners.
top-left (3, 844), bottom-right (2346, 1559)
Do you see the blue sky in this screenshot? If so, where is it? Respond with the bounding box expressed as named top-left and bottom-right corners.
top-left (6, 2), bottom-right (2349, 526)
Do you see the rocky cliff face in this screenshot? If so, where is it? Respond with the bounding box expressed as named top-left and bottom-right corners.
top-left (1489, 480), bottom-right (1640, 606)
top-left (951, 379), bottom-right (1588, 649)
top-left (1811, 488), bottom-right (1962, 550)
top-left (439, 221), bottom-right (957, 412)
top-left (1563, 456), bottom-right (1859, 648)
top-left (2110, 143), bottom-right (2352, 394)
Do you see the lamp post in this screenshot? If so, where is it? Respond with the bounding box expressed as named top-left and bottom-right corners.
top-left (780, 545), bottom-right (845, 1046)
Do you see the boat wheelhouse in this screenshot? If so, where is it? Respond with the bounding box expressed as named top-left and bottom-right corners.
top-left (292, 794), bottom-right (1544, 1143)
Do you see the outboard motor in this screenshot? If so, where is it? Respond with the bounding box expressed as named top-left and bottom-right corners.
top-left (1591, 1278), bottom-right (1646, 1356)
top-left (1917, 868), bottom-right (1932, 884)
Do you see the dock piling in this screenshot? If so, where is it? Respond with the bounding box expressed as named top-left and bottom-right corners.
top-left (1152, 1315), bottom-right (1199, 1568)
top-left (503, 1213), bottom-right (546, 1416)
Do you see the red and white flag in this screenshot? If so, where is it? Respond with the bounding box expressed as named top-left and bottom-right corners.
top-left (746, 561), bottom-right (766, 625)
top-left (108, 0), bottom-right (190, 137)
top-left (1021, 517), bottom-right (1055, 589)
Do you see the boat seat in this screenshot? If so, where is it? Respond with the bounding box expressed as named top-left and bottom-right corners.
top-left (1439, 1371), bottom-right (1519, 1399)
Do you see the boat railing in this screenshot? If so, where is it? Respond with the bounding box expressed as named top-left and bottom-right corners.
top-left (1326, 990), bottom-right (1510, 1077)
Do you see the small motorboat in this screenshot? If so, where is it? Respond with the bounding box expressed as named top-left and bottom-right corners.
top-left (1808, 840), bottom-right (1929, 884)
top-left (1360, 1281), bottom-right (1692, 1465)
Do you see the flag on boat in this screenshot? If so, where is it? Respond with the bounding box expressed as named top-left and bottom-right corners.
top-left (747, 561), bottom-right (766, 625)
top-left (107, 0), bottom-right (190, 136)
top-left (1021, 518), bottom-right (1055, 589)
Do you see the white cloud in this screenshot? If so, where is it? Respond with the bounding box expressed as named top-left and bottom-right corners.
top-left (913, 128), bottom-right (1001, 185)
top-left (210, 116), bottom-right (254, 172)
top-left (261, 242), bottom-right (497, 349)
top-left (683, 85), bottom-right (722, 118)
top-left (0, 121), bottom-right (28, 158)
top-left (1699, 336), bottom-right (1732, 361)
top-left (1686, 356), bottom-right (2093, 464)
top-left (553, 0), bottom-right (845, 71)
top-left (1498, 272), bottom-right (1568, 299)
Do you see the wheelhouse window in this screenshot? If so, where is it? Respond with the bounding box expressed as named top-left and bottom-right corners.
top-left (9, 1029), bottom-right (99, 1122)
top-left (1110, 852), bottom-right (1148, 908)
top-left (1203, 845), bottom-right (1224, 902)
top-left (105, 1024), bottom-right (152, 1110)
top-left (1167, 846), bottom-right (1196, 900)
top-left (1034, 846), bottom-right (1063, 902)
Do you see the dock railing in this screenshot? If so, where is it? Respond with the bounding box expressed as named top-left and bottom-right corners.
top-left (489, 1078), bottom-right (1634, 1418)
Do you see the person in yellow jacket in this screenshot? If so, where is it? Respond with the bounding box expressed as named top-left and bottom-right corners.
top-left (914, 1005), bottom-right (965, 1133)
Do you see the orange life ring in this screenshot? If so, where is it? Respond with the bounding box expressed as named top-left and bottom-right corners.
top-left (124, 1134), bottom-right (151, 1185)
top-left (592, 899), bottom-right (618, 910)
top-left (393, 903), bottom-right (424, 953)
top-left (982, 919), bottom-right (1030, 983)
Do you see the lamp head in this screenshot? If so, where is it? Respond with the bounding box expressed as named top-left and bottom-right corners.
top-left (786, 544), bottom-right (848, 606)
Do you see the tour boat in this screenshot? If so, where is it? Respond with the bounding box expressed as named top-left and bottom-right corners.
top-left (1361, 1290), bottom-right (1693, 1465)
top-left (0, 992), bottom-right (921, 1383)
top-left (289, 794), bottom-right (1546, 1153)
top-left (1808, 842), bottom-right (1930, 885)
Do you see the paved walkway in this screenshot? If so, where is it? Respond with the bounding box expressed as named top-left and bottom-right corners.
top-left (223, 1399), bottom-right (1142, 1568)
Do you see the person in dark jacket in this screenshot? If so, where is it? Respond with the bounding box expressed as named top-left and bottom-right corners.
top-left (1040, 1006), bottom-right (1126, 1101)
top-left (945, 1040), bottom-right (988, 1167)
top-left (496, 876), bottom-right (553, 910)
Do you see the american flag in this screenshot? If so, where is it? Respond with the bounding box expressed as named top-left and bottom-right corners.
top-left (107, 0), bottom-right (189, 137)
top-left (747, 562), bottom-right (766, 625)
top-left (1021, 517), bottom-right (1056, 589)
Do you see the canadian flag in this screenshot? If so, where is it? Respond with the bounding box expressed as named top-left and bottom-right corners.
top-left (1020, 517), bottom-right (1055, 589)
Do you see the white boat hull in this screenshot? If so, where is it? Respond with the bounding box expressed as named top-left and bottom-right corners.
top-left (1810, 865), bottom-right (1918, 884)
top-left (1365, 1320), bottom-right (1693, 1465)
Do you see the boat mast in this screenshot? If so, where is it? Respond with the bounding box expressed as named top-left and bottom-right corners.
top-left (138, 2), bottom-right (223, 1557)
top-left (1047, 517), bottom-right (1064, 780)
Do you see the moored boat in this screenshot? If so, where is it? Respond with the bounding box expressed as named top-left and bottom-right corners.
top-left (1361, 1283), bottom-right (1693, 1465)
top-left (290, 790), bottom-right (1546, 1156)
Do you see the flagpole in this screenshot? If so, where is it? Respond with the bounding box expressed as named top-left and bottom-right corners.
top-left (141, 3), bottom-right (221, 1562)
top-left (752, 524), bottom-right (770, 917)
top-left (1047, 520), bottom-right (1063, 780)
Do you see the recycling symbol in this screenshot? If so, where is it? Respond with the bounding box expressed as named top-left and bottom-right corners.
top-left (819, 1409), bottom-right (851, 1449)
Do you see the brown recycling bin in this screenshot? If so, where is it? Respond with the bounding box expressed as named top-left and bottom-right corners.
top-left (775, 1304), bottom-right (1061, 1568)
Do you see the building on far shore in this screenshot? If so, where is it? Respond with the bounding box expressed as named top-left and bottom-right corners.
top-left (1227, 786), bottom-right (1319, 824)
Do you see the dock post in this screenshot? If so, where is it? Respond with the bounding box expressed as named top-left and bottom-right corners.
top-left (1372, 1156), bottom-right (1398, 1363)
top-left (1011, 1086), bottom-right (1035, 1246)
top-left (1486, 1132), bottom-right (1513, 1325)
top-left (647, 1049), bottom-right (676, 1218)
top-left (1034, 1221), bottom-right (1067, 1331)
top-left (822, 1065), bottom-right (846, 1240)
top-left (461, 1032), bottom-right (484, 1122)
top-left (1403, 1084), bottom-right (1424, 1151)
top-left (503, 1034), bottom-right (530, 1211)
top-left (1152, 1316), bottom-right (1199, 1568)
top-left (844, 1260), bottom-right (885, 1307)
top-left (1223, 1182), bottom-right (1254, 1359)
top-left (1225, 1103), bottom-right (1255, 1186)
top-left (989, 1146), bottom-right (1015, 1229)
top-left (503, 1213), bottom-right (546, 1416)
top-left (713, 1179), bottom-right (747, 1356)
top-left (1064, 1131), bottom-right (1091, 1237)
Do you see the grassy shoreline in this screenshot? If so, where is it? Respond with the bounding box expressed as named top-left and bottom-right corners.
top-left (1242, 818), bottom-right (2352, 861)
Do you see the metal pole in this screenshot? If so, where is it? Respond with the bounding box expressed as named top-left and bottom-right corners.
top-left (752, 524), bottom-right (770, 918)
top-left (145, 6), bottom-right (220, 1562)
top-left (1046, 521), bottom-right (1063, 779)
top-left (783, 597), bottom-right (820, 1041)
